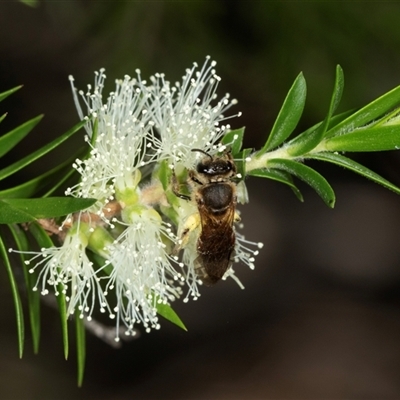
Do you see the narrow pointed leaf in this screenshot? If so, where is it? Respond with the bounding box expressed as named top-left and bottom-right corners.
top-left (248, 168), bottom-right (303, 201)
top-left (156, 302), bottom-right (187, 331)
top-left (325, 65), bottom-right (345, 125)
top-left (260, 72), bottom-right (307, 153)
top-left (42, 167), bottom-right (78, 198)
top-left (325, 83), bottom-right (400, 138)
top-left (0, 113), bottom-right (7, 124)
top-left (324, 125), bottom-right (400, 152)
top-left (267, 158), bottom-right (335, 207)
top-left (0, 119), bottom-right (86, 181)
top-left (42, 147), bottom-right (86, 198)
top-left (29, 222), bottom-right (69, 359)
top-left (306, 152), bottom-right (400, 194)
top-left (19, 0), bottom-right (39, 7)
top-left (75, 311), bottom-right (86, 387)
top-left (287, 109), bottom-right (355, 155)
top-left (0, 153), bottom-right (80, 199)
top-left (0, 115), bottom-right (43, 158)
top-left (0, 86), bottom-right (22, 102)
top-left (9, 224), bottom-right (41, 353)
top-left (0, 197), bottom-right (96, 224)
top-left (288, 65), bottom-right (344, 156)
top-left (221, 127), bottom-right (245, 155)
top-left (157, 160), bottom-right (172, 190)
top-left (0, 234), bottom-right (25, 358)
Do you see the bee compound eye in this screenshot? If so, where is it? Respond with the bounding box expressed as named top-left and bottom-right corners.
top-left (196, 163), bottom-right (207, 173)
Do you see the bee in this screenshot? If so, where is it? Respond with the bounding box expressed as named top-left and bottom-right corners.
top-left (173, 150), bottom-right (240, 285)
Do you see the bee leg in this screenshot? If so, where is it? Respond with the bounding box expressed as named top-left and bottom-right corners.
top-left (172, 213), bottom-right (201, 255)
top-left (188, 169), bottom-right (203, 185)
top-left (234, 212), bottom-right (241, 222)
top-left (172, 170), bottom-right (191, 201)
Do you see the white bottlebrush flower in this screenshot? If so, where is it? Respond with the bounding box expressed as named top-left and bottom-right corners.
top-left (148, 56), bottom-right (240, 170)
top-left (19, 223), bottom-right (106, 320)
top-left (101, 208), bottom-right (183, 339)
top-left (67, 70), bottom-right (155, 212)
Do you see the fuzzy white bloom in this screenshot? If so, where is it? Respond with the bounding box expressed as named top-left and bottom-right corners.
top-left (67, 70), bottom-right (155, 209)
top-left (17, 223), bottom-right (106, 320)
top-left (148, 56), bottom-right (240, 170)
top-left (15, 59), bottom-right (263, 342)
top-left (101, 208), bottom-right (183, 339)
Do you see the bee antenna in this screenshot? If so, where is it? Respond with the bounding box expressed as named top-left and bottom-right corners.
top-left (191, 148), bottom-right (212, 160)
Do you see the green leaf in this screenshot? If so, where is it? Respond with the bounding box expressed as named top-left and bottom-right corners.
top-left (28, 222), bottom-right (69, 359)
top-left (0, 86), bottom-right (22, 102)
top-left (42, 148), bottom-right (86, 198)
top-left (324, 125), bottom-right (400, 152)
top-left (0, 154), bottom-right (80, 199)
top-left (267, 158), bottom-right (335, 207)
top-left (260, 72), bottom-right (306, 153)
top-left (0, 113), bottom-right (8, 124)
top-left (0, 234), bottom-right (25, 358)
top-left (221, 127), bottom-right (245, 155)
top-left (288, 65), bottom-right (344, 156)
top-left (306, 152), bottom-right (400, 194)
top-left (9, 224), bottom-right (41, 354)
top-left (325, 83), bottom-right (400, 138)
top-left (156, 301), bottom-right (187, 331)
top-left (0, 115), bottom-right (43, 158)
top-left (0, 119), bottom-right (86, 181)
top-left (75, 311), bottom-right (86, 387)
top-left (157, 160), bottom-right (172, 190)
top-left (326, 65), bottom-right (345, 122)
top-left (88, 117), bottom-right (98, 149)
top-left (19, 0), bottom-right (39, 7)
top-left (0, 197), bottom-right (96, 224)
top-left (284, 109), bottom-right (355, 158)
top-left (248, 168), bottom-right (303, 201)
top-left (42, 168), bottom-right (78, 198)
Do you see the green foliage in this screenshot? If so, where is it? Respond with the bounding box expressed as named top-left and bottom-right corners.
top-left (244, 66), bottom-right (400, 204)
top-left (247, 168), bottom-right (303, 201)
top-left (3, 65), bottom-right (400, 387)
top-left (259, 72), bottom-right (307, 154)
top-left (306, 152), bottom-right (400, 194)
top-left (9, 224), bottom-right (41, 354)
top-left (155, 299), bottom-right (188, 331)
top-left (18, 0), bottom-right (39, 7)
top-left (0, 234), bottom-right (25, 358)
top-left (75, 311), bottom-right (86, 387)
top-left (287, 65), bottom-right (344, 156)
top-left (0, 115), bottom-right (43, 158)
top-left (221, 127), bottom-right (245, 155)
top-left (28, 222), bottom-right (70, 360)
top-left (0, 198), bottom-right (96, 224)
top-left (0, 119), bottom-right (86, 182)
top-left (324, 125), bottom-right (400, 152)
top-left (267, 159), bottom-right (335, 207)
top-left (0, 87), bottom-right (95, 380)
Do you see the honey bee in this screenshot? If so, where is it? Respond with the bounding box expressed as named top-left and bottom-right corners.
top-left (173, 150), bottom-right (240, 285)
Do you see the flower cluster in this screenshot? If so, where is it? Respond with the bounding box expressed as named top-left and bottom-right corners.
top-left (21, 57), bottom-right (263, 341)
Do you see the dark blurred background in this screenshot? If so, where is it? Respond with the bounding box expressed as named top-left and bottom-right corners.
top-left (2, 2), bottom-right (400, 399)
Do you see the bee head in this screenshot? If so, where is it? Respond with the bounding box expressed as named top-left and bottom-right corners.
top-left (191, 149), bottom-right (235, 177)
